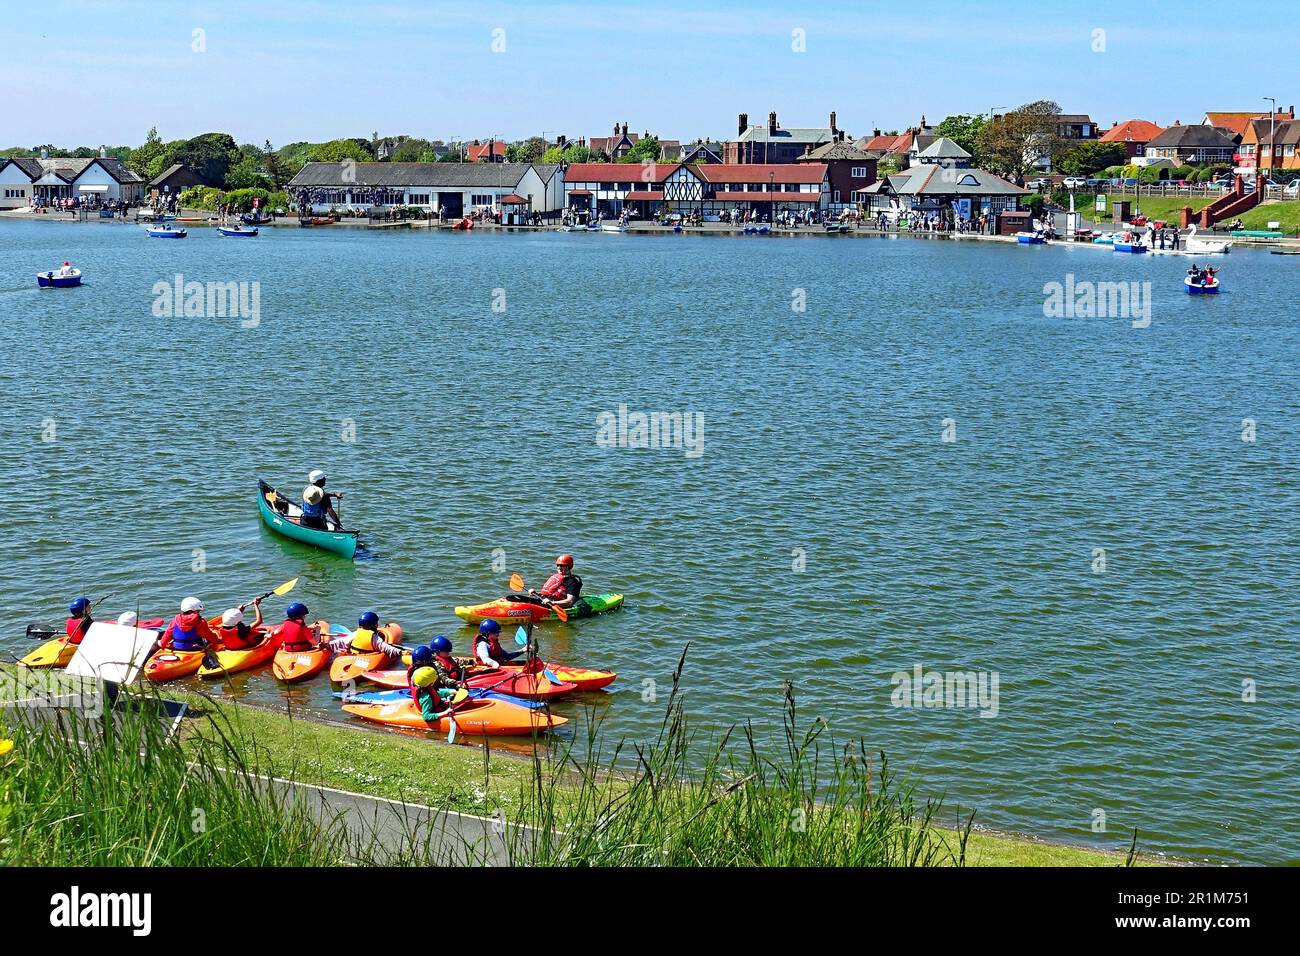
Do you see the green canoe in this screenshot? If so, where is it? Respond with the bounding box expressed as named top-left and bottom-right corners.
top-left (257, 479), bottom-right (359, 559)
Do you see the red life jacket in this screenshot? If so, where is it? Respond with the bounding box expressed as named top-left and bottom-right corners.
top-left (538, 571), bottom-right (567, 599)
top-left (474, 633), bottom-right (506, 662)
top-left (279, 618), bottom-right (315, 651)
top-left (218, 623), bottom-right (257, 650)
top-left (65, 616), bottom-right (92, 645)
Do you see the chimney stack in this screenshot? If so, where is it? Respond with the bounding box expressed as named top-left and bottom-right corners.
top-left (768, 111), bottom-right (778, 135)
top-left (830, 111), bottom-right (837, 135)
top-left (739, 112), bottom-right (748, 136)
top-left (622, 122), bottom-right (628, 135)
top-left (99, 145), bottom-right (107, 158)
top-left (874, 128), bottom-right (881, 137)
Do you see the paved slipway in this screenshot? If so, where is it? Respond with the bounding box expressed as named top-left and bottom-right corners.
top-left (2, 219), bottom-right (1297, 864)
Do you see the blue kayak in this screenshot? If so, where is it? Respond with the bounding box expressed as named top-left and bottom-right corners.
top-left (332, 687), bottom-right (545, 710)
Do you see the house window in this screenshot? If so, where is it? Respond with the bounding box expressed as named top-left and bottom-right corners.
top-left (833, 190), bottom-right (840, 203)
top-left (1287, 145), bottom-right (1295, 156)
top-left (851, 167), bottom-right (866, 177)
top-left (601, 182), bottom-right (615, 191)
top-left (471, 193), bottom-right (493, 206)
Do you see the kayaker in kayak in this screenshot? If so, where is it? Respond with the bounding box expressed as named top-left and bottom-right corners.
top-left (430, 635), bottom-right (468, 687)
top-left (159, 597), bottom-right (219, 652)
top-left (410, 666), bottom-right (456, 720)
top-left (216, 598), bottom-right (264, 650)
top-left (336, 610), bottom-right (404, 661)
top-left (116, 611), bottom-right (138, 627)
top-left (473, 619), bottom-right (524, 669)
top-left (65, 596), bottom-right (94, 645)
top-left (404, 644), bottom-right (435, 705)
top-left (278, 602), bottom-right (321, 652)
top-left (524, 554), bottom-right (583, 610)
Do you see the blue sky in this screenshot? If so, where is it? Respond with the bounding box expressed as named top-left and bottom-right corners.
top-left (4, 0), bottom-right (1298, 148)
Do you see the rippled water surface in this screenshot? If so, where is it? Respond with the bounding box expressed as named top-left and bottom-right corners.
top-left (2, 219), bottom-right (1297, 863)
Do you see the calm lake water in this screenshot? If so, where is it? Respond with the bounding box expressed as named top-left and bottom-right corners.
top-left (2, 218), bottom-right (1297, 863)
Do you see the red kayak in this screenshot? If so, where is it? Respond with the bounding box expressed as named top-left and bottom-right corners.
top-left (463, 667), bottom-right (577, 700)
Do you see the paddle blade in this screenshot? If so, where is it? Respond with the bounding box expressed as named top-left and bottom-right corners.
top-left (553, 603), bottom-right (569, 622)
top-left (446, 717), bottom-right (456, 744)
top-left (514, 626), bottom-right (529, 648)
top-left (450, 688), bottom-right (469, 705)
top-left (509, 573), bottom-right (525, 591)
top-left (273, 577), bottom-right (299, 596)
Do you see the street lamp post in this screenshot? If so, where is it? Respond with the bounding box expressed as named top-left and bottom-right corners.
top-left (1264, 96), bottom-right (1277, 181)
top-left (769, 170), bottom-right (775, 223)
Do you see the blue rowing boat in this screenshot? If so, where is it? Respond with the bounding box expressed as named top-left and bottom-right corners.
top-left (36, 269), bottom-right (82, 288)
top-left (145, 226), bottom-right (187, 238)
top-left (218, 226), bottom-right (258, 237)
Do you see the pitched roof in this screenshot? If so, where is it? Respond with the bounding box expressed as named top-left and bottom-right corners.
top-left (1204, 111), bottom-right (1293, 137)
top-left (529, 163), bottom-right (562, 182)
top-left (1099, 119), bottom-right (1163, 143)
top-left (735, 125), bottom-right (833, 146)
top-left (1146, 124), bottom-right (1237, 149)
top-left (3, 156), bottom-right (142, 184)
top-left (862, 165), bottom-right (1026, 196)
top-left (1056, 114), bottom-right (1093, 124)
top-left (564, 162), bottom-right (680, 183)
top-left (1246, 118), bottom-right (1300, 145)
top-left (857, 133), bottom-right (903, 152)
top-left (917, 137), bottom-right (971, 160)
top-left (465, 141), bottom-right (508, 161)
top-left (149, 163), bottom-right (217, 187)
top-left (288, 161), bottom-right (536, 188)
top-left (695, 163), bottom-right (826, 184)
top-left (802, 140), bottom-right (875, 161)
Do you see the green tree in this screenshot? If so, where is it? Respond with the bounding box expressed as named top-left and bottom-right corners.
top-left (390, 138), bottom-right (433, 162)
top-left (1056, 141), bottom-right (1126, 177)
top-left (310, 138), bottom-right (373, 164)
top-left (127, 127), bottom-right (166, 177)
top-left (977, 100), bottom-right (1062, 184)
top-left (933, 114), bottom-right (987, 164)
top-left (621, 136), bottom-right (661, 163)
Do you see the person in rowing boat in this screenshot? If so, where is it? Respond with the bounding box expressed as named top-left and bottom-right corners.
top-left (216, 598), bottom-right (264, 650)
top-left (300, 469), bottom-right (342, 530)
top-left (57, 261), bottom-right (73, 278)
top-left (160, 597), bottom-right (219, 653)
top-left (66, 596), bottom-right (94, 645)
top-left (519, 554), bottom-right (583, 611)
top-left (278, 602), bottom-right (322, 652)
top-left (473, 619), bottom-right (524, 669)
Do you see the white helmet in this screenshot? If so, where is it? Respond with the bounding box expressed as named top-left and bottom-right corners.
top-left (221, 608), bottom-right (244, 627)
top-left (117, 611), bottom-right (138, 627)
top-left (303, 485), bottom-right (324, 505)
top-left (181, 596), bottom-right (203, 613)
top-left (308, 469), bottom-right (327, 484)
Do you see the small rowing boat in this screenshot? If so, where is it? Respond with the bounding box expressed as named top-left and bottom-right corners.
top-left (217, 225), bottom-right (258, 237)
top-left (1184, 274), bottom-right (1220, 295)
top-left (145, 226), bottom-right (187, 238)
top-left (256, 479), bottom-right (359, 558)
top-left (37, 268), bottom-right (82, 288)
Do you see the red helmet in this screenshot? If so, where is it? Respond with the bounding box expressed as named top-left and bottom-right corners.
top-left (556, 554), bottom-right (574, 568)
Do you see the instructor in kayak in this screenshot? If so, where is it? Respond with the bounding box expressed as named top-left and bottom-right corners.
top-left (159, 597), bottom-right (219, 652)
top-left (328, 611), bottom-right (404, 662)
top-left (519, 554), bottom-right (582, 611)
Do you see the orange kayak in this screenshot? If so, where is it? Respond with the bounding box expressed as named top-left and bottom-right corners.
top-left (341, 697), bottom-right (567, 736)
top-left (144, 648), bottom-right (209, 682)
top-left (197, 626), bottom-right (280, 678)
top-left (329, 623), bottom-right (403, 683)
top-left (19, 636), bottom-right (78, 668)
top-left (273, 620), bottom-right (332, 682)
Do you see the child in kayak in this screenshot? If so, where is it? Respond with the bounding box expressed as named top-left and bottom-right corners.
top-left (410, 666), bottom-right (457, 721)
top-left (333, 611), bottom-right (404, 661)
top-left (430, 635), bottom-right (468, 686)
top-left (216, 597), bottom-right (264, 650)
top-left (278, 602), bottom-right (321, 652)
top-left (473, 619), bottom-right (524, 669)
top-left (159, 597), bottom-right (218, 652)
top-left (66, 596), bottom-right (94, 645)
top-left (523, 554), bottom-right (583, 611)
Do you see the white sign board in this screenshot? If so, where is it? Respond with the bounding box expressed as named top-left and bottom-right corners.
top-left (1095, 195), bottom-right (1107, 212)
top-left (66, 621), bottom-right (160, 684)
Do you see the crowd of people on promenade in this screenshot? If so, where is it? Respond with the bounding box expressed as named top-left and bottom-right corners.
top-left (26, 194), bottom-right (136, 217)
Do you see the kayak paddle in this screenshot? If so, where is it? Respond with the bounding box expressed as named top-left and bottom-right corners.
top-left (443, 687), bottom-right (470, 743)
top-left (506, 574), bottom-right (568, 621)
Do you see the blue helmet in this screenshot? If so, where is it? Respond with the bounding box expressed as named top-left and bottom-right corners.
top-left (357, 610), bottom-right (379, 630)
top-left (430, 635), bottom-right (453, 654)
top-left (411, 645), bottom-right (434, 665)
top-left (479, 619), bottom-right (501, 636)
top-left (285, 602), bottom-right (308, 620)
top-left (69, 596), bottom-right (91, 616)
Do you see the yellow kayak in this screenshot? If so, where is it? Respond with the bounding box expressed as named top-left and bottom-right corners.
top-left (19, 636), bottom-right (77, 668)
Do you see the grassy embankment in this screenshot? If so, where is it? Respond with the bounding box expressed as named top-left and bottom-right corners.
top-left (1077, 193), bottom-right (1300, 233)
top-left (1, 662), bottom-right (1145, 866)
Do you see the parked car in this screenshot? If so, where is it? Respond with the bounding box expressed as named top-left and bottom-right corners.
top-left (1062, 177), bottom-right (1087, 189)
top-left (1085, 178), bottom-right (1104, 187)
top-left (1027, 178), bottom-right (1050, 190)
top-left (1283, 180), bottom-right (1300, 197)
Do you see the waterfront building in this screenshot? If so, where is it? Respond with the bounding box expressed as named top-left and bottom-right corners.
top-left (149, 163), bottom-right (219, 201)
top-left (855, 118), bottom-right (933, 170)
top-left (1098, 119), bottom-right (1164, 163)
top-left (856, 141), bottom-right (1026, 221)
top-left (1238, 118), bottom-right (1300, 175)
top-left (1144, 123), bottom-right (1238, 165)
top-left (0, 153), bottom-right (144, 208)
top-left (287, 162), bottom-right (563, 216)
top-left (564, 162), bottom-right (828, 219)
top-left (724, 112), bottom-right (842, 164)
top-left (798, 140), bottom-right (878, 213)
